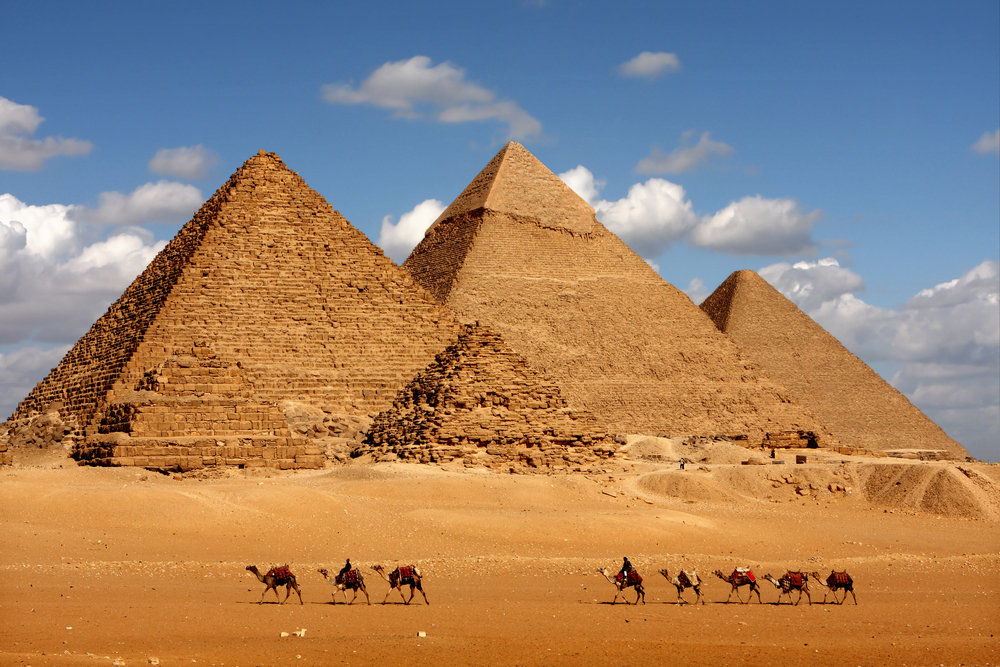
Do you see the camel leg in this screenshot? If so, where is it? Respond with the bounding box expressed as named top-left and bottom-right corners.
top-left (361, 585), bottom-right (370, 606)
top-left (348, 588), bottom-right (356, 605)
top-left (803, 587), bottom-right (811, 605)
top-left (636, 584), bottom-right (645, 605)
top-left (696, 586), bottom-right (703, 605)
top-left (294, 584), bottom-right (303, 605)
top-left (272, 586), bottom-right (281, 603)
top-left (417, 582), bottom-right (429, 605)
top-left (258, 587), bottom-right (269, 605)
top-left (752, 586), bottom-right (761, 604)
top-left (733, 586), bottom-right (744, 604)
top-left (406, 586), bottom-right (416, 605)
top-left (381, 588), bottom-right (392, 605)
top-left (397, 585), bottom-right (407, 604)
top-left (849, 589), bottom-right (857, 605)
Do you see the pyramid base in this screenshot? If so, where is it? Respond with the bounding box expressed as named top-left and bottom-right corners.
top-left (75, 434), bottom-right (323, 471)
top-left (0, 442), bottom-right (11, 465)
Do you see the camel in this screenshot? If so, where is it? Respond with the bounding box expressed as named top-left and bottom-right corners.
top-left (811, 570), bottom-right (857, 605)
top-left (371, 564), bottom-right (429, 605)
top-left (596, 567), bottom-right (645, 605)
top-left (713, 568), bottom-right (762, 604)
top-left (762, 571), bottom-right (811, 605)
top-left (658, 569), bottom-right (704, 605)
top-left (318, 568), bottom-right (370, 605)
top-left (245, 565), bottom-right (303, 605)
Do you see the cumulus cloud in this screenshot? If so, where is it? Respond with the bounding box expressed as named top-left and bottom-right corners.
top-left (0, 193), bottom-right (167, 347)
top-left (557, 165), bottom-right (697, 258)
top-left (683, 277), bottom-right (710, 305)
top-left (148, 145), bottom-right (218, 180)
top-left (618, 52), bottom-right (681, 79)
top-left (636, 132), bottom-right (734, 174)
top-left (0, 345), bottom-right (72, 420)
top-left (376, 199), bottom-right (446, 263)
top-left (761, 259), bottom-right (999, 460)
top-left (971, 129), bottom-right (999, 155)
top-left (0, 96), bottom-right (92, 171)
top-left (321, 56), bottom-right (541, 140)
top-left (759, 257), bottom-right (865, 314)
top-left (690, 195), bottom-right (822, 256)
top-left (73, 180), bottom-right (203, 226)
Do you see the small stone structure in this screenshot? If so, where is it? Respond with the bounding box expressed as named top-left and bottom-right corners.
top-left (700, 270), bottom-right (968, 459)
top-left (361, 324), bottom-right (617, 467)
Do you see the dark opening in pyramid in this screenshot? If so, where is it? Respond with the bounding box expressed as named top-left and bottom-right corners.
top-left (403, 142), bottom-right (830, 444)
top-left (6, 151), bottom-right (461, 469)
top-left (361, 323), bottom-right (615, 467)
top-left (700, 270), bottom-right (968, 459)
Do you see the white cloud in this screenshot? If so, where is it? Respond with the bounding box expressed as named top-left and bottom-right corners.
top-left (321, 56), bottom-right (542, 140)
top-left (0, 193), bottom-right (167, 347)
top-left (761, 259), bottom-right (999, 460)
top-left (618, 52), bottom-right (681, 79)
top-left (683, 277), bottom-right (710, 305)
top-left (971, 129), bottom-right (999, 155)
top-left (636, 132), bottom-right (734, 174)
top-left (558, 165), bottom-right (605, 206)
top-left (377, 199), bottom-right (446, 263)
top-left (148, 145), bottom-right (218, 180)
top-left (73, 180), bottom-right (203, 226)
top-left (0, 96), bottom-right (92, 171)
top-left (595, 178), bottom-right (699, 259)
top-left (690, 195), bottom-right (822, 256)
top-left (759, 257), bottom-right (866, 314)
top-left (1, 345), bottom-right (72, 420)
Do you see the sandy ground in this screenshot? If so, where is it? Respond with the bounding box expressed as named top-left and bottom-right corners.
top-left (1, 444), bottom-right (998, 667)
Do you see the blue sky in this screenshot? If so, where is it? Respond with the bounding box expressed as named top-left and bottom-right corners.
top-left (1, 0), bottom-right (997, 459)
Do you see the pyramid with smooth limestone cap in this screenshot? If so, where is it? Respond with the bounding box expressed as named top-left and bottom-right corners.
top-left (700, 269), bottom-right (968, 459)
top-left (4, 150), bottom-right (461, 469)
top-left (403, 142), bottom-right (831, 444)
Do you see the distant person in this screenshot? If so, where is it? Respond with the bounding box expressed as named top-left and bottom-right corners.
top-left (339, 558), bottom-right (352, 579)
top-left (619, 556), bottom-right (633, 583)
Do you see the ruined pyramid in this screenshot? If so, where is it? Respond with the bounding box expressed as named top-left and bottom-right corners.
top-left (700, 270), bottom-right (968, 459)
top-left (362, 323), bottom-right (615, 467)
top-left (5, 150), bottom-right (461, 469)
top-left (403, 142), bottom-right (831, 444)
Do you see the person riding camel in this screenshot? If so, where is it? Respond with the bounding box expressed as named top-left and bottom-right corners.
top-left (339, 558), bottom-right (352, 582)
top-left (619, 556), bottom-right (633, 584)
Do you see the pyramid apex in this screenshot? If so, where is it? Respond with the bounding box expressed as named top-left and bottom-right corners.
top-left (427, 142), bottom-right (596, 235)
top-left (257, 149), bottom-right (266, 155)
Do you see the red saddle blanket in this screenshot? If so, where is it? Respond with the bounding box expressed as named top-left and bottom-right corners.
top-left (829, 571), bottom-right (851, 586)
top-left (266, 566), bottom-right (292, 582)
top-left (397, 566), bottom-right (415, 580)
top-left (615, 571), bottom-right (642, 586)
top-left (677, 571), bottom-right (692, 587)
top-left (785, 572), bottom-right (804, 587)
top-left (732, 569), bottom-right (755, 584)
top-left (336, 569), bottom-right (359, 586)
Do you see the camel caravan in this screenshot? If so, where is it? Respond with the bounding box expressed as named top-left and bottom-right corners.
top-left (594, 562), bottom-right (858, 606)
top-left (245, 560), bottom-right (856, 607)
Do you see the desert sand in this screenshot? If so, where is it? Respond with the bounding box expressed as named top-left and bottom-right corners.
top-left (2, 442), bottom-right (998, 667)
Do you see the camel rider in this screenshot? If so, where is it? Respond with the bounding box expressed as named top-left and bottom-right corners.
top-left (339, 558), bottom-right (352, 580)
top-left (619, 556), bottom-right (633, 584)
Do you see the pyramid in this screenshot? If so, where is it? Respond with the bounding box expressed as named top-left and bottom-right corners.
top-left (362, 324), bottom-right (615, 467)
top-left (5, 150), bottom-right (461, 469)
top-left (700, 270), bottom-right (969, 459)
top-left (403, 142), bottom-right (831, 444)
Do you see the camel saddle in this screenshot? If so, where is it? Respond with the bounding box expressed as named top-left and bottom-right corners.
top-left (267, 566), bottom-right (293, 583)
top-left (785, 571), bottom-right (804, 587)
top-left (829, 571), bottom-right (852, 587)
top-left (677, 571), bottom-right (692, 587)
top-left (615, 571), bottom-right (642, 586)
top-left (732, 568), bottom-right (755, 584)
top-left (396, 566), bottom-right (415, 581)
top-left (336, 569), bottom-right (359, 586)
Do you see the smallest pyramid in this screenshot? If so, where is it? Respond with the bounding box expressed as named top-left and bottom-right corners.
top-left (700, 270), bottom-right (968, 459)
top-left (361, 324), bottom-right (616, 468)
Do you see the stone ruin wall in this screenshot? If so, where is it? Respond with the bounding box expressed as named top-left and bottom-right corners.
top-left (361, 324), bottom-right (617, 468)
top-left (407, 211), bottom-right (833, 446)
top-left (700, 271), bottom-right (966, 458)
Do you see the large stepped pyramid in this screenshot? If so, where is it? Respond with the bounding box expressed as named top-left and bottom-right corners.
top-left (360, 323), bottom-right (616, 468)
top-left (700, 270), bottom-right (968, 459)
top-left (403, 142), bottom-right (831, 444)
top-left (5, 150), bottom-right (461, 469)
